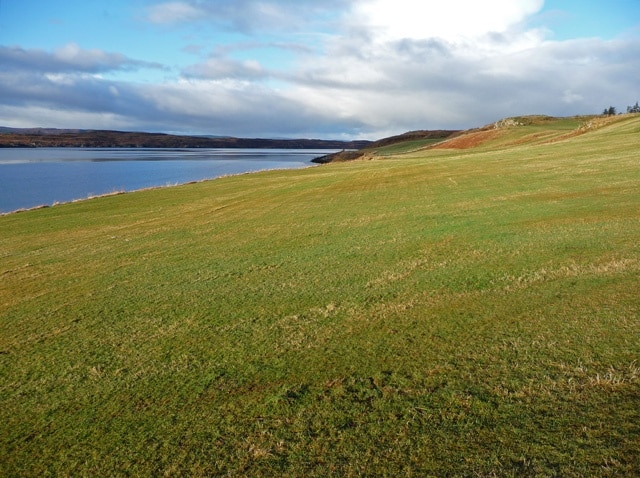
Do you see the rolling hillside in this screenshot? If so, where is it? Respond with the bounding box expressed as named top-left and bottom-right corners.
top-left (1, 114), bottom-right (639, 476)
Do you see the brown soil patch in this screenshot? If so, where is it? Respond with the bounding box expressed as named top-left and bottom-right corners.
top-left (432, 129), bottom-right (502, 149)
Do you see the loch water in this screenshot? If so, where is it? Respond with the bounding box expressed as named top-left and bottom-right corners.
top-left (0, 148), bottom-right (333, 213)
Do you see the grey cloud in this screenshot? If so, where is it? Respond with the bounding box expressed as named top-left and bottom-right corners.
top-left (133, 80), bottom-right (368, 136)
top-left (0, 70), bottom-right (145, 119)
top-left (284, 33), bottom-right (640, 133)
top-left (210, 41), bottom-right (314, 58)
top-left (0, 61), bottom-right (366, 138)
top-left (0, 44), bottom-right (165, 74)
top-left (182, 41), bottom-right (313, 81)
top-left (145, 0), bottom-right (351, 32)
top-left (183, 57), bottom-right (268, 80)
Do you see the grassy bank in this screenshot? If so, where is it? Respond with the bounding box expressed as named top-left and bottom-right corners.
top-left (1, 115), bottom-right (639, 476)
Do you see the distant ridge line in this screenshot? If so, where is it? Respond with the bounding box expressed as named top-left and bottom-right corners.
top-left (0, 127), bottom-right (371, 150)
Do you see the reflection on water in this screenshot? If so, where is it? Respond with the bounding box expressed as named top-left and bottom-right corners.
top-left (0, 148), bottom-right (334, 213)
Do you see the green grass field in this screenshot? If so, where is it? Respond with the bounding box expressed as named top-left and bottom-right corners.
top-left (1, 115), bottom-right (639, 476)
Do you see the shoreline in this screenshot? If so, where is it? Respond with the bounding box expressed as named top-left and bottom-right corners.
top-left (0, 162), bottom-right (319, 217)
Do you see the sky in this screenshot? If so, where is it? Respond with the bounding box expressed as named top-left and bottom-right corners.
top-left (0, 0), bottom-right (639, 140)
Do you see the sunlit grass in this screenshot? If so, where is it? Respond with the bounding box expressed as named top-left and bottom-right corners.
top-left (1, 115), bottom-right (639, 476)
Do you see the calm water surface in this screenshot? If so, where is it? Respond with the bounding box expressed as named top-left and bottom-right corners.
top-left (0, 148), bottom-right (333, 213)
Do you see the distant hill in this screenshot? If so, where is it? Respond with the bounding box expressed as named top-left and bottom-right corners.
top-left (0, 127), bottom-right (371, 150)
top-left (312, 129), bottom-right (459, 163)
top-left (312, 114), bottom-right (640, 163)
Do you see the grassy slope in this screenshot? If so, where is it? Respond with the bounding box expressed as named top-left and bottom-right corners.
top-left (369, 137), bottom-right (447, 155)
top-left (1, 115), bottom-right (639, 476)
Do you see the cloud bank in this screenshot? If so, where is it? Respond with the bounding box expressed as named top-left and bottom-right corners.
top-left (1, 0), bottom-right (639, 139)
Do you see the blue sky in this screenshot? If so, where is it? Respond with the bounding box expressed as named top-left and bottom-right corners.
top-left (1, 0), bottom-right (639, 139)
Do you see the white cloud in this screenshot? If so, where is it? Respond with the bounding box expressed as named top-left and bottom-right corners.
top-left (281, 28), bottom-right (640, 136)
top-left (44, 73), bottom-right (76, 86)
top-left (352, 0), bottom-right (544, 43)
